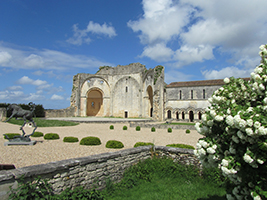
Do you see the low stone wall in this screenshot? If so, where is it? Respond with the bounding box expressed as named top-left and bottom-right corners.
top-left (0, 146), bottom-right (199, 200)
top-left (45, 107), bottom-right (75, 118)
top-left (130, 122), bottom-right (196, 130)
top-left (0, 108), bottom-right (6, 121)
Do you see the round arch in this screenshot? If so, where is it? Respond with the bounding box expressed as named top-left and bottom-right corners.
top-left (147, 85), bottom-right (153, 117)
top-left (86, 88), bottom-right (103, 116)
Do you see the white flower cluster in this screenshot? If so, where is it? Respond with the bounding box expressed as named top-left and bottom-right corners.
top-left (194, 44), bottom-right (267, 199)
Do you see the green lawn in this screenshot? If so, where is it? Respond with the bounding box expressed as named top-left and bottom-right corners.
top-left (6, 118), bottom-right (79, 127)
top-left (102, 157), bottom-right (226, 200)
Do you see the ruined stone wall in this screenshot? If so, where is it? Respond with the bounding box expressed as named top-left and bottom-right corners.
top-left (0, 146), bottom-right (199, 200)
top-left (45, 107), bottom-right (75, 118)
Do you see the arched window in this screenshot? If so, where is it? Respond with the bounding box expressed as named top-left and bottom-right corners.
top-left (198, 112), bottom-right (202, 120)
top-left (189, 111), bottom-right (194, 122)
top-left (203, 89), bottom-right (205, 99)
top-left (176, 112), bottom-right (179, 119)
top-left (182, 112), bottom-right (185, 120)
top-left (167, 110), bottom-right (172, 119)
top-left (191, 90), bottom-right (193, 99)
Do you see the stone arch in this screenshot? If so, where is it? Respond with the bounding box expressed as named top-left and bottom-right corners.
top-left (189, 110), bottom-right (194, 122)
top-left (112, 76), bottom-right (141, 117)
top-left (147, 85), bottom-right (153, 117)
top-left (86, 88), bottom-right (103, 116)
top-left (167, 110), bottom-right (172, 119)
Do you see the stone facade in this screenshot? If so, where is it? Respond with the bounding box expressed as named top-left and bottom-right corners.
top-left (70, 63), bottom-right (165, 121)
top-left (0, 146), bottom-right (199, 200)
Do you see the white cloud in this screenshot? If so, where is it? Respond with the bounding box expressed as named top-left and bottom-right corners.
top-left (6, 85), bottom-right (23, 91)
top-left (128, 0), bottom-right (267, 69)
top-left (141, 43), bottom-right (173, 62)
top-left (0, 51), bottom-right (12, 65)
top-left (175, 45), bottom-right (214, 66)
top-left (51, 94), bottom-right (64, 100)
top-left (67, 21), bottom-right (117, 46)
top-left (202, 66), bottom-right (252, 80)
top-left (16, 76), bottom-right (47, 86)
top-left (0, 42), bottom-right (114, 71)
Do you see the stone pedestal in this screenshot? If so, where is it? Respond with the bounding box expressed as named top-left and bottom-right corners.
top-left (4, 140), bottom-right (37, 146)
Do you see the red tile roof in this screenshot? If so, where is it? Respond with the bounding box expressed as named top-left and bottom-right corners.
top-left (166, 78), bottom-right (250, 88)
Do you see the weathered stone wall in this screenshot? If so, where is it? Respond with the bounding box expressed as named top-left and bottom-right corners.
top-left (45, 107), bottom-right (75, 118)
top-left (0, 146), bottom-right (199, 200)
top-left (0, 107), bottom-right (6, 121)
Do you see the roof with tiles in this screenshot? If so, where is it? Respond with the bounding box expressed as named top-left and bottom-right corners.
top-left (166, 78), bottom-right (250, 88)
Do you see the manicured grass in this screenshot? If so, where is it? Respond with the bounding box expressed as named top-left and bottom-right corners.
top-left (103, 157), bottom-right (226, 200)
top-left (6, 118), bottom-right (79, 127)
top-left (162, 122), bottom-right (196, 126)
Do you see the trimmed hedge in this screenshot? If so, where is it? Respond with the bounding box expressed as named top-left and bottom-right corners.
top-left (63, 137), bottom-right (79, 143)
top-left (32, 132), bottom-right (44, 137)
top-left (110, 125), bottom-right (114, 130)
top-left (167, 128), bottom-right (172, 133)
top-left (80, 136), bottom-right (101, 145)
top-left (106, 140), bottom-right (124, 149)
top-left (166, 143), bottom-right (195, 150)
top-left (3, 133), bottom-right (20, 139)
top-left (136, 126), bottom-right (141, 131)
top-left (134, 142), bottom-right (154, 148)
top-left (44, 133), bottom-right (60, 140)
top-left (151, 127), bottom-right (156, 132)
top-left (123, 126), bottom-right (127, 130)
top-left (186, 129), bottom-right (191, 134)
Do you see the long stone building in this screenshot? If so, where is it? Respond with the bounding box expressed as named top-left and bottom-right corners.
top-left (68, 63), bottom-right (228, 122)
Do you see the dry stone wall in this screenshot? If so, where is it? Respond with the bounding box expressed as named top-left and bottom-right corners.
top-left (0, 146), bottom-right (199, 200)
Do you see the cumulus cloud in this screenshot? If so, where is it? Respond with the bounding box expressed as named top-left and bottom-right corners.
top-left (128, 0), bottom-right (267, 69)
top-left (67, 21), bottom-right (117, 45)
top-left (202, 66), bottom-right (252, 80)
top-left (16, 76), bottom-right (47, 86)
top-left (0, 90), bottom-right (44, 101)
top-left (51, 94), bottom-right (64, 100)
top-left (6, 85), bottom-right (23, 91)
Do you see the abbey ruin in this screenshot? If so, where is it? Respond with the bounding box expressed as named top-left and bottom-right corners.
top-left (68, 63), bottom-right (226, 122)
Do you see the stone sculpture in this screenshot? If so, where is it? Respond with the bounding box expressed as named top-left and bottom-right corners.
top-left (3, 102), bottom-right (37, 145)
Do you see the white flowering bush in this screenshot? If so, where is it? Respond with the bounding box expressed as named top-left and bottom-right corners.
top-left (194, 44), bottom-right (267, 200)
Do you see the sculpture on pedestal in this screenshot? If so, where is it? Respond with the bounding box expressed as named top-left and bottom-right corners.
top-left (4, 102), bottom-right (37, 144)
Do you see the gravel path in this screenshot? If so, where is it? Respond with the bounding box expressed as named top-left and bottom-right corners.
top-left (0, 121), bottom-right (202, 169)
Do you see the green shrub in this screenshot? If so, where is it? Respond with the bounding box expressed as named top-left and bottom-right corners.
top-left (3, 133), bottom-right (20, 139)
top-left (186, 129), bottom-right (190, 134)
top-left (31, 132), bottom-right (44, 137)
top-left (167, 128), bottom-right (172, 133)
top-left (110, 125), bottom-right (114, 130)
top-left (63, 136), bottom-right (79, 143)
top-left (106, 140), bottom-right (124, 149)
top-left (166, 143), bottom-right (195, 150)
top-left (80, 136), bottom-right (101, 145)
top-left (134, 142), bottom-right (154, 148)
top-left (136, 126), bottom-right (141, 131)
top-left (123, 125), bottom-right (127, 130)
top-left (44, 133), bottom-right (60, 140)
top-left (151, 127), bottom-right (156, 132)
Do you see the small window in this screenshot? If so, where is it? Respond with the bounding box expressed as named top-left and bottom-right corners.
top-left (126, 86), bottom-right (128, 92)
top-left (179, 90), bottom-right (182, 99)
top-left (167, 110), bottom-right (172, 119)
top-left (203, 89), bottom-right (205, 99)
top-left (125, 111), bottom-right (128, 118)
top-left (100, 80), bottom-right (104, 84)
top-left (182, 112), bottom-right (185, 120)
top-left (191, 90), bottom-right (193, 99)
top-left (91, 101), bottom-right (95, 108)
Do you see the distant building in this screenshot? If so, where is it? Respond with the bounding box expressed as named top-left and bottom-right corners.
top-left (69, 63), bottom-right (246, 121)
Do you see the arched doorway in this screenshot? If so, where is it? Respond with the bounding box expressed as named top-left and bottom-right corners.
top-left (87, 89), bottom-right (103, 116)
top-left (189, 111), bottom-right (194, 122)
top-left (167, 110), bottom-right (172, 119)
top-left (147, 86), bottom-right (153, 117)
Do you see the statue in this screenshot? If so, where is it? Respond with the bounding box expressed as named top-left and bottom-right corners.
top-left (4, 102), bottom-right (37, 144)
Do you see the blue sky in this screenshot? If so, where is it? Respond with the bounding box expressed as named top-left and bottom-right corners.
top-left (0, 0), bottom-right (266, 109)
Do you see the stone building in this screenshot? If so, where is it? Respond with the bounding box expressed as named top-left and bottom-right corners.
top-left (69, 62), bottom-right (242, 122)
top-left (70, 63), bottom-right (165, 121)
top-left (165, 79), bottom-right (224, 122)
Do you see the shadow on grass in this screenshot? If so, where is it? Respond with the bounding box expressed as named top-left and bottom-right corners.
top-left (198, 195), bottom-right (226, 200)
